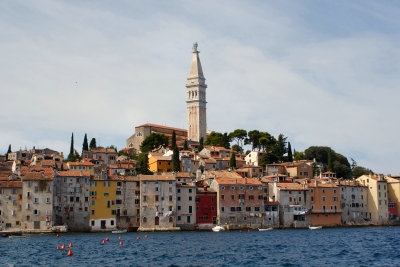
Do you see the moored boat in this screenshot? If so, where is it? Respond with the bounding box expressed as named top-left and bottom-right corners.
top-left (112, 229), bottom-right (127, 234)
top-left (258, 228), bottom-right (273, 231)
top-left (212, 226), bottom-right (225, 232)
top-left (309, 225), bottom-right (322, 230)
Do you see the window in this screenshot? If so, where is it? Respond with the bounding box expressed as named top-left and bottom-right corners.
top-left (299, 197), bottom-right (302, 202)
top-left (104, 193), bottom-right (109, 197)
top-left (177, 188), bottom-right (181, 193)
top-left (322, 196), bottom-right (326, 201)
top-left (230, 207), bottom-right (236, 212)
top-left (289, 197), bottom-right (292, 202)
top-left (90, 191), bottom-right (97, 196)
top-left (249, 195), bottom-right (254, 200)
top-left (189, 206), bottom-right (192, 213)
top-left (231, 186), bottom-right (235, 190)
top-left (143, 196), bottom-right (147, 201)
top-left (211, 197), bottom-right (214, 202)
top-left (34, 198), bottom-right (39, 204)
top-left (222, 207), bottom-right (225, 212)
top-left (85, 197), bottom-right (89, 202)
top-left (231, 195), bottom-right (235, 200)
top-left (33, 209), bottom-right (39, 215)
top-left (92, 200), bottom-right (95, 205)
top-left (211, 206), bottom-right (215, 211)
top-left (333, 197), bottom-right (338, 202)
top-left (178, 206), bottom-right (181, 210)
top-left (155, 187), bottom-right (159, 192)
top-left (249, 186), bottom-right (253, 190)
top-left (254, 207), bottom-right (260, 211)
top-left (246, 207), bottom-right (251, 211)
top-left (221, 195), bottom-right (225, 200)
top-left (221, 186), bottom-right (225, 190)
top-left (177, 197), bottom-right (181, 201)
top-left (178, 216), bottom-right (181, 221)
top-left (143, 217), bottom-right (147, 223)
top-left (236, 207), bottom-right (241, 211)
top-left (195, 197), bottom-right (200, 202)
top-left (46, 198), bottom-right (51, 203)
top-left (104, 181), bottom-right (110, 187)
top-left (189, 196), bottom-right (192, 201)
top-left (107, 201), bottom-right (111, 208)
top-left (91, 210), bottom-right (95, 215)
top-left (311, 196), bottom-right (314, 202)
top-left (111, 210), bottom-right (116, 215)
top-left (169, 196), bottom-right (173, 201)
top-left (189, 189), bottom-right (192, 193)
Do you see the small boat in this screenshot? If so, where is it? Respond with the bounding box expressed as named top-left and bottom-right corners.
top-left (258, 228), bottom-right (273, 231)
top-left (112, 229), bottom-right (127, 234)
top-left (212, 226), bottom-right (225, 232)
top-left (8, 235), bottom-right (29, 238)
top-left (309, 225), bottom-right (322, 230)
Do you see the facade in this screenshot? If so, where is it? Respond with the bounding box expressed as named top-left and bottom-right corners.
top-left (53, 171), bottom-right (91, 231)
top-left (180, 150), bottom-right (194, 173)
top-left (245, 151), bottom-right (265, 167)
top-left (196, 186), bottom-right (217, 229)
top-left (22, 172), bottom-right (54, 230)
top-left (385, 176), bottom-right (400, 220)
top-left (236, 166), bottom-right (264, 178)
top-left (176, 182), bottom-right (197, 229)
top-left (0, 180), bottom-right (23, 230)
top-left (266, 164), bottom-right (287, 176)
top-left (113, 176), bottom-right (141, 231)
top-left (210, 171), bottom-right (266, 229)
top-left (337, 180), bottom-right (368, 224)
top-left (284, 161), bottom-right (313, 179)
top-left (269, 182), bottom-right (310, 228)
top-left (308, 181), bottom-right (342, 226)
top-left (139, 173), bottom-right (178, 231)
top-left (89, 177), bottom-right (117, 231)
top-left (357, 174), bottom-right (389, 224)
top-left (67, 162), bottom-right (94, 175)
top-left (186, 43), bottom-right (207, 142)
top-left (82, 148), bottom-right (117, 165)
top-left (148, 154), bottom-right (174, 174)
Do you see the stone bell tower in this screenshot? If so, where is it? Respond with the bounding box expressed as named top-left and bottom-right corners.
top-left (186, 42), bottom-right (207, 142)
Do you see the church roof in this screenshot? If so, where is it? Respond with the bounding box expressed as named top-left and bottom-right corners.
top-left (188, 51), bottom-right (204, 78)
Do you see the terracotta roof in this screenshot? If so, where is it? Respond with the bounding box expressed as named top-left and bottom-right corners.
top-left (308, 182), bottom-right (338, 188)
top-left (214, 170), bottom-right (243, 179)
top-left (203, 158), bottom-right (216, 164)
top-left (24, 172), bottom-right (53, 181)
top-left (0, 181), bottom-right (22, 188)
top-left (108, 175), bottom-right (140, 181)
top-left (40, 160), bottom-right (56, 166)
top-left (135, 123), bottom-right (187, 133)
top-left (215, 177), bottom-right (262, 185)
top-left (68, 162), bottom-right (94, 166)
top-left (277, 183), bottom-right (307, 190)
top-left (139, 174), bottom-right (175, 181)
top-left (107, 163), bottom-right (135, 169)
top-left (57, 171), bottom-right (91, 177)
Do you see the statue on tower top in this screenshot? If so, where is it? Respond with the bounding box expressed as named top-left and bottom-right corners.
top-left (192, 42), bottom-right (198, 52)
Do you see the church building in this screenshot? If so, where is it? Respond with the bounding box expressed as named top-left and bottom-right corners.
top-left (126, 43), bottom-right (208, 151)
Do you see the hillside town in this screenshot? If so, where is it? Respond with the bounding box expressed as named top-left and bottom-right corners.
top-left (1, 44), bottom-right (398, 233)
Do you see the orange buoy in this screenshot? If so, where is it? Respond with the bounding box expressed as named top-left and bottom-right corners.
top-left (69, 243), bottom-right (73, 247)
top-left (61, 244), bottom-right (66, 250)
top-left (105, 237), bottom-right (109, 241)
top-left (144, 235), bottom-right (148, 238)
top-left (119, 241), bottom-right (124, 246)
top-left (102, 240), bottom-right (106, 245)
top-left (67, 250), bottom-right (73, 256)
top-left (136, 236), bottom-right (140, 241)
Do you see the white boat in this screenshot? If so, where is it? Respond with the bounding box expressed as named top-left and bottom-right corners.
top-left (309, 225), bottom-right (322, 230)
top-left (112, 229), bottom-right (127, 234)
top-left (212, 226), bottom-right (225, 232)
top-left (52, 225), bottom-right (68, 233)
top-left (8, 235), bottom-right (29, 238)
top-left (258, 228), bottom-right (273, 231)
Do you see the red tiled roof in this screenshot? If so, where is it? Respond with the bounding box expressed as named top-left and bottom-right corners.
top-left (24, 172), bottom-right (53, 181)
top-left (57, 171), bottom-right (91, 177)
top-left (139, 174), bottom-right (175, 181)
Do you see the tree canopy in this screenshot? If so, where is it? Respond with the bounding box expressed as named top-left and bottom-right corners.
top-left (89, 138), bottom-right (97, 149)
top-left (198, 137), bottom-right (204, 152)
top-left (140, 133), bottom-right (169, 153)
top-left (229, 129), bottom-right (247, 152)
top-left (137, 152), bottom-right (152, 175)
top-left (82, 133), bottom-right (89, 152)
top-left (172, 146), bottom-right (180, 172)
top-left (230, 152), bottom-right (236, 169)
top-left (204, 132), bottom-right (224, 146)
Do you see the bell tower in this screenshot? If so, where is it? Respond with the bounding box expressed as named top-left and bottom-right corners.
top-left (186, 43), bottom-right (207, 142)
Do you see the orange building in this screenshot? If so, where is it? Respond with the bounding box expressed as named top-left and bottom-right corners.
top-left (309, 181), bottom-right (341, 226)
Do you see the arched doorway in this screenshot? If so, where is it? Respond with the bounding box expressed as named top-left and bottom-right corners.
top-left (155, 216), bottom-right (159, 225)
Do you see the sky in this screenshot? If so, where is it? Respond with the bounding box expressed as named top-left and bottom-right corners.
top-left (1, 0), bottom-right (400, 174)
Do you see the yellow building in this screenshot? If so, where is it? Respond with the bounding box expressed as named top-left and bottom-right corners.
top-left (67, 161), bottom-right (95, 175)
top-left (357, 174), bottom-right (389, 224)
top-left (89, 176), bottom-right (117, 230)
top-left (385, 176), bottom-right (400, 219)
top-left (149, 154), bottom-right (181, 174)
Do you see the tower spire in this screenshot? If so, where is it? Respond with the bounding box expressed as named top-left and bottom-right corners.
top-left (186, 43), bottom-right (207, 142)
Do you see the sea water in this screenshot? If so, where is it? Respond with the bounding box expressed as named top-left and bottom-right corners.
top-left (1, 227), bottom-right (399, 266)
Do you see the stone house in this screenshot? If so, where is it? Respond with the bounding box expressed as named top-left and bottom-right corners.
top-left (337, 179), bottom-right (368, 224)
top-left (269, 182), bottom-right (310, 228)
top-left (113, 175), bottom-right (141, 231)
top-left (22, 172), bottom-right (54, 231)
top-left (82, 147), bottom-right (117, 165)
top-left (245, 151), bottom-right (265, 167)
top-left (0, 179), bottom-right (23, 230)
top-left (196, 186), bottom-right (217, 229)
top-left (138, 173), bottom-right (179, 231)
top-left (176, 181), bottom-right (197, 229)
top-left (67, 161), bottom-right (95, 175)
top-left (53, 171), bottom-right (91, 231)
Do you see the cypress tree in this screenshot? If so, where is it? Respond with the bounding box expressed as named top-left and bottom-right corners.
top-left (89, 138), bottom-right (97, 149)
top-left (171, 130), bottom-right (176, 149)
top-left (328, 149), bottom-right (333, 171)
top-left (67, 133), bottom-right (75, 162)
top-left (6, 144), bottom-right (11, 161)
top-left (172, 146), bottom-right (180, 172)
top-left (183, 140), bottom-right (188, 150)
top-left (230, 151), bottom-right (236, 169)
top-left (198, 137), bottom-right (204, 152)
top-left (287, 142), bottom-right (293, 162)
top-left (82, 133), bottom-right (89, 152)
top-left (138, 152), bottom-right (152, 174)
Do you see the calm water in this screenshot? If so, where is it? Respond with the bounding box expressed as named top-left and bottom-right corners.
top-left (1, 227), bottom-right (400, 266)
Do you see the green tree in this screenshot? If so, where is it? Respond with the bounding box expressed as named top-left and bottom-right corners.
top-left (137, 152), bottom-right (152, 174)
top-left (333, 161), bottom-right (351, 178)
top-left (204, 132), bottom-right (223, 146)
top-left (287, 142), bottom-right (293, 162)
top-left (352, 166), bottom-right (373, 178)
top-left (6, 144), bottom-right (11, 161)
top-left (229, 152), bottom-right (236, 169)
top-left (273, 134), bottom-right (288, 162)
top-left (260, 152), bottom-right (279, 168)
top-left (246, 130), bottom-right (261, 151)
top-left (183, 140), bottom-right (188, 150)
top-left (82, 133), bottom-right (89, 153)
top-left (89, 138), bottom-right (97, 149)
top-left (140, 133), bottom-right (169, 153)
top-left (258, 132), bottom-right (274, 152)
top-left (221, 132), bottom-right (231, 149)
top-left (229, 129), bottom-right (247, 151)
top-left (293, 150), bottom-right (305, 160)
top-left (327, 149), bottom-right (333, 171)
top-left (67, 133), bottom-right (76, 162)
top-left (231, 144), bottom-right (241, 152)
top-left (172, 146), bottom-right (180, 172)
top-left (171, 130), bottom-right (177, 149)
top-left (198, 137), bottom-right (204, 152)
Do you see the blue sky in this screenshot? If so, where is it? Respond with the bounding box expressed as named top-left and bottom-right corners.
top-left (1, 0), bottom-right (400, 174)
